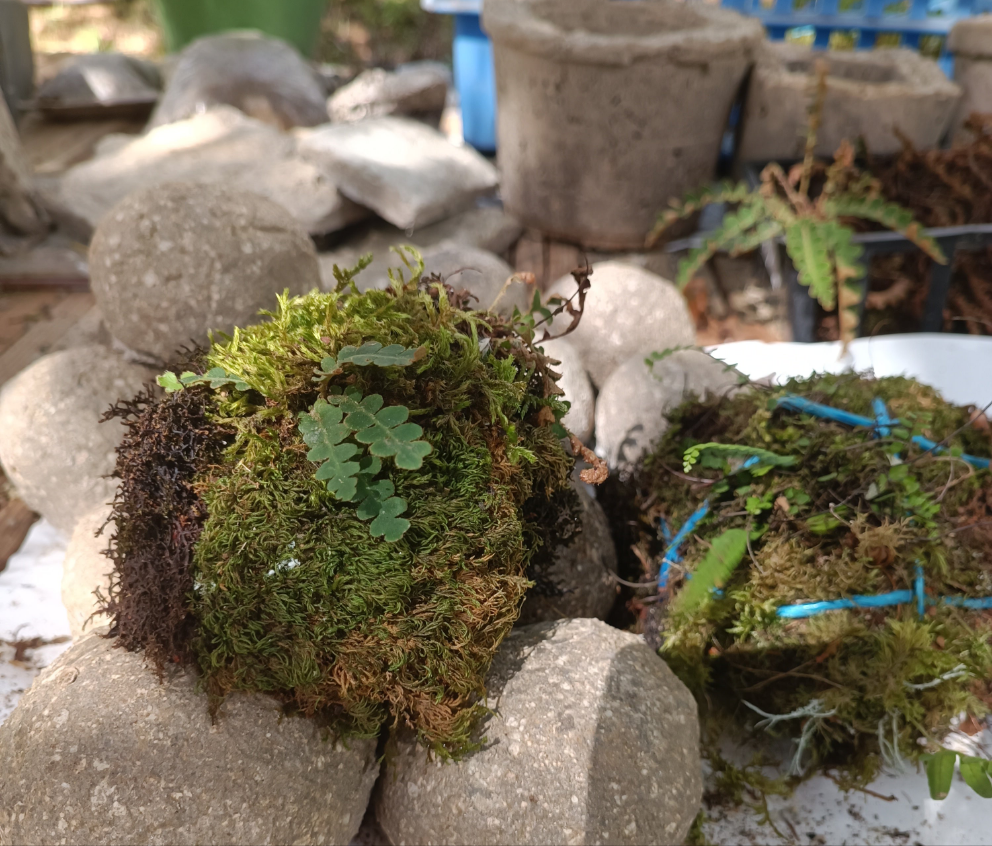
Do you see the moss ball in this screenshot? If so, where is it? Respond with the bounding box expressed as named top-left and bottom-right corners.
top-left (101, 255), bottom-right (577, 753)
top-left (631, 371), bottom-right (992, 783)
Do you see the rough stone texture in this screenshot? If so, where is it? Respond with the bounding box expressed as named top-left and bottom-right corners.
top-left (375, 618), bottom-right (702, 846)
top-left (739, 42), bottom-right (962, 161)
top-left (540, 338), bottom-right (594, 444)
top-left (318, 206), bottom-right (524, 293)
top-left (517, 481), bottom-right (617, 625)
top-left (148, 32), bottom-right (328, 130)
top-left (422, 241), bottom-right (530, 316)
top-left (36, 53), bottom-right (160, 107)
top-left (56, 106), bottom-right (369, 236)
top-left (329, 63), bottom-right (448, 124)
top-left (949, 16), bottom-right (992, 141)
top-left (0, 631), bottom-right (379, 845)
top-left (0, 89), bottom-right (48, 240)
top-left (484, 0), bottom-right (762, 250)
top-left (89, 181), bottom-right (319, 364)
top-left (547, 261), bottom-right (695, 389)
top-left (297, 117), bottom-right (499, 230)
top-left (0, 346), bottom-right (152, 536)
top-left (61, 505), bottom-right (114, 641)
top-left (595, 349), bottom-right (742, 469)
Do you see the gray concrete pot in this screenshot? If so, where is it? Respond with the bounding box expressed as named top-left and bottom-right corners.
top-left (483, 0), bottom-right (762, 250)
top-left (738, 42), bottom-right (961, 161)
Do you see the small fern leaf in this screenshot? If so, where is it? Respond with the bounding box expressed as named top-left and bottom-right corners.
top-left (181, 367), bottom-right (251, 392)
top-left (786, 220), bottom-right (835, 309)
top-left (157, 371), bottom-right (184, 392)
top-left (337, 342), bottom-right (421, 368)
top-left (675, 528), bottom-right (749, 614)
top-left (355, 477), bottom-right (397, 520)
top-left (371, 502), bottom-right (410, 542)
top-left (300, 399), bottom-right (362, 501)
top-left (353, 403), bottom-right (433, 469)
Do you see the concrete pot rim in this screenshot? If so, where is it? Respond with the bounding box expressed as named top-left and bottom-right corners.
top-left (754, 42), bottom-right (961, 100)
top-left (482, 0), bottom-right (764, 67)
top-left (948, 14), bottom-right (992, 58)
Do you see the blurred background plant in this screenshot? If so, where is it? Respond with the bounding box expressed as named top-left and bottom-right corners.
top-left (28, 0), bottom-right (450, 68)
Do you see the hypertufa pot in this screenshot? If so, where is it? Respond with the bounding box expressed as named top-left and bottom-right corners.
top-left (483, 0), bottom-right (763, 250)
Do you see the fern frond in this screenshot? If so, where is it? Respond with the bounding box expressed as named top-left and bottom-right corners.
top-left (674, 528), bottom-right (749, 614)
top-left (674, 201), bottom-right (773, 288)
top-left (786, 219), bottom-right (835, 310)
top-left (823, 196), bottom-right (948, 263)
top-left (822, 221), bottom-right (866, 350)
top-left (646, 180), bottom-right (752, 247)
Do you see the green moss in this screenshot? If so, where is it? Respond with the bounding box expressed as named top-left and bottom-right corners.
top-left (105, 254), bottom-right (576, 754)
top-left (634, 372), bottom-right (992, 784)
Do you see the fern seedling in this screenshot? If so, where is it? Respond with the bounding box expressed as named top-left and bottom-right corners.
top-left (314, 342), bottom-right (424, 380)
top-left (299, 388), bottom-right (431, 541)
top-left (647, 59), bottom-right (946, 351)
top-left (330, 389), bottom-right (433, 470)
top-left (674, 528), bottom-right (749, 614)
top-left (158, 367), bottom-right (250, 393)
top-left (299, 398), bottom-right (363, 501)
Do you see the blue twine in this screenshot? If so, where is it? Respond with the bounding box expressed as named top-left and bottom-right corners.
top-left (658, 500), bottom-right (710, 593)
top-left (776, 563), bottom-right (992, 619)
top-left (776, 395), bottom-right (990, 470)
top-left (776, 590), bottom-right (914, 619)
top-left (872, 397), bottom-right (894, 440)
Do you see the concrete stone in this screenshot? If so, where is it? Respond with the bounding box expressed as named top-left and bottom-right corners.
top-left (297, 117), bottom-right (499, 230)
top-left (329, 63), bottom-right (448, 124)
top-left (35, 53), bottom-right (160, 111)
top-left (0, 346), bottom-right (152, 536)
top-left (547, 261), bottom-right (695, 389)
top-left (739, 43), bottom-right (962, 161)
top-left (0, 630), bottom-right (379, 845)
top-left (517, 482), bottom-right (617, 626)
top-left (540, 338), bottom-right (594, 444)
top-left (484, 0), bottom-right (763, 250)
top-left (89, 181), bottom-right (319, 364)
top-left (61, 505), bottom-right (114, 641)
top-left (422, 241), bottom-right (531, 316)
top-left (595, 349), bottom-right (743, 469)
top-left (148, 32), bottom-right (328, 130)
top-left (0, 89), bottom-right (47, 240)
top-left (375, 618), bottom-right (702, 846)
top-left (57, 106), bottom-right (369, 237)
top-left (949, 16), bottom-right (992, 141)
top-left (318, 206), bottom-right (525, 293)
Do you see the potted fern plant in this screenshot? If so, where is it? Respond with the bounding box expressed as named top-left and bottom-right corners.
top-left (648, 59), bottom-right (946, 350)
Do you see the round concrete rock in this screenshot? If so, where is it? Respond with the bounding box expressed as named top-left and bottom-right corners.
top-left (517, 480), bottom-right (618, 625)
top-left (0, 631), bottom-right (380, 845)
top-left (0, 346), bottom-right (153, 535)
top-left (547, 261), bottom-right (695, 388)
top-left (376, 618), bottom-right (702, 846)
top-left (596, 349), bottom-right (743, 470)
top-left (89, 181), bottom-right (319, 364)
top-left (421, 240), bottom-right (530, 317)
top-left (62, 504), bottom-right (114, 640)
top-left (541, 337), bottom-right (594, 443)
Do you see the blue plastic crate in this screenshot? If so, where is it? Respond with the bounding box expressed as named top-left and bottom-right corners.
top-left (721, 0), bottom-right (981, 75)
top-left (422, 0), bottom-right (496, 153)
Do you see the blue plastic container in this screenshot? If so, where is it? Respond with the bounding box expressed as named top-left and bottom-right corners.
top-left (422, 0), bottom-right (497, 153)
top-left (720, 0), bottom-right (980, 76)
